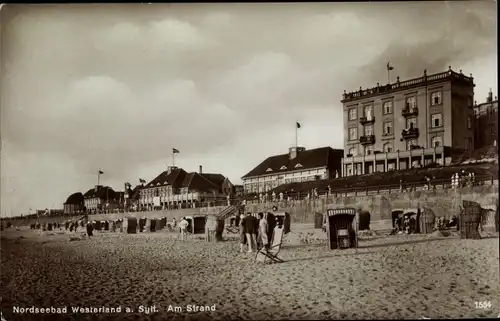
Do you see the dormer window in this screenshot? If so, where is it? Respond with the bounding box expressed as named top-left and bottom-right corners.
top-left (294, 163), bottom-right (303, 168)
top-left (280, 166), bottom-right (287, 170)
top-left (266, 168), bottom-right (273, 172)
top-left (164, 181), bottom-right (168, 185)
top-left (156, 183), bottom-right (160, 186)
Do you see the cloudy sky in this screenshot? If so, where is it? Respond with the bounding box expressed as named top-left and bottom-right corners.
top-left (0, 2), bottom-right (497, 216)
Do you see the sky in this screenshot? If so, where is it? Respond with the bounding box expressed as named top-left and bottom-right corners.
top-left (0, 2), bottom-right (497, 216)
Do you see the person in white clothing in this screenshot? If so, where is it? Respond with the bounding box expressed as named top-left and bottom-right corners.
top-left (178, 217), bottom-right (189, 241)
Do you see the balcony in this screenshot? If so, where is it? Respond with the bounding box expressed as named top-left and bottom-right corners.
top-left (401, 128), bottom-right (419, 139)
top-left (402, 107), bottom-right (419, 117)
top-left (359, 116), bottom-right (375, 125)
top-left (359, 135), bottom-right (376, 145)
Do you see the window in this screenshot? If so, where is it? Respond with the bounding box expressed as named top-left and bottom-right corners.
top-left (406, 96), bottom-right (417, 109)
top-left (265, 168), bottom-right (273, 172)
top-left (468, 137), bottom-right (473, 151)
top-left (383, 101), bottom-right (393, 114)
top-left (383, 121), bottom-right (393, 135)
top-left (348, 147), bottom-right (357, 156)
top-left (431, 113), bottom-right (442, 127)
top-left (431, 136), bottom-right (442, 147)
top-left (363, 105), bottom-right (373, 119)
top-left (467, 116), bottom-right (472, 129)
top-left (383, 143), bottom-right (393, 153)
top-left (406, 117), bottom-right (417, 129)
top-left (406, 139), bottom-right (418, 150)
top-left (365, 146), bottom-right (374, 155)
top-left (348, 108), bottom-right (357, 121)
top-left (431, 92), bottom-right (442, 106)
top-left (294, 163), bottom-right (303, 168)
top-left (279, 165), bottom-right (287, 170)
top-left (468, 96), bottom-right (473, 108)
top-left (348, 127), bottom-right (358, 140)
top-left (364, 124), bottom-right (373, 136)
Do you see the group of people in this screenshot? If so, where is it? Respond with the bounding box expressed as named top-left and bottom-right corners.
top-left (238, 212), bottom-right (273, 253)
top-left (451, 170), bottom-right (476, 188)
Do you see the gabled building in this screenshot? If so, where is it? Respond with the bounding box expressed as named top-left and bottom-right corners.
top-left (241, 146), bottom-right (344, 194)
top-left (83, 185), bottom-right (118, 213)
top-left (139, 166), bottom-right (233, 209)
top-left (63, 192), bottom-right (85, 215)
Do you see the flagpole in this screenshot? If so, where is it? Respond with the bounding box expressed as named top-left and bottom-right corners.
top-left (172, 151), bottom-right (175, 167)
top-left (295, 123), bottom-right (298, 148)
top-left (97, 170), bottom-right (100, 186)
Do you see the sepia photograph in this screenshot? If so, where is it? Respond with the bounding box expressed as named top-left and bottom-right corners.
top-left (0, 2), bottom-right (498, 320)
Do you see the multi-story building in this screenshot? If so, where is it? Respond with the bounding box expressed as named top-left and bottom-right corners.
top-left (83, 185), bottom-right (118, 213)
top-left (63, 192), bottom-right (85, 214)
top-left (341, 67), bottom-right (475, 176)
top-left (473, 90), bottom-right (498, 149)
top-left (241, 146), bottom-right (344, 194)
top-left (139, 165), bottom-right (233, 209)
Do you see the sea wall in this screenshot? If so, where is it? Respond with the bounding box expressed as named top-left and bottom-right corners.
top-left (6, 184), bottom-right (498, 231)
top-left (244, 183), bottom-right (499, 225)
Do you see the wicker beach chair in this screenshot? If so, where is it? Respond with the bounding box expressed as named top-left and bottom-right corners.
top-left (254, 225), bottom-right (285, 264)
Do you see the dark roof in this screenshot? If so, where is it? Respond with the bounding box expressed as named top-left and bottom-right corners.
top-left (181, 172), bottom-right (219, 193)
top-left (242, 147), bottom-right (343, 179)
top-left (145, 168), bottom-right (187, 188)
top-left (268, 162), bottom-right (498, 194)
top-left (200, 173), bottom-right (226, 188)
top-left (83, 186), bottom-right (117, 200)
top-left (64, 192), bottom-right (84, 205)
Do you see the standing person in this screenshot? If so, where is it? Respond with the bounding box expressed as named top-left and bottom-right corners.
top-left (239, 212), bottom-right (247, 253)
top-left (86, 222), bottom-right (94, 239)
top-left (258, 213), bottom-right (269, 250)
top-left (172, 217), bottom-right (177, 228)
top-left (178, 217), bottom-right (189, 241)
top-left (242, 213), bottom-right (257, 253)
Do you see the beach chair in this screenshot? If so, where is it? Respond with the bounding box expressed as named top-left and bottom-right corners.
top-left (254, 225), bottom-right (285, 264)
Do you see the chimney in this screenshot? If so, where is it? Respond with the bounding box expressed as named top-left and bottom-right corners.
top-left (289, 146), bottom-right (306, 160)
top-left (487, 89), bottom-right (493, 102)
top-left (199, 165), bottom-right (203, 174)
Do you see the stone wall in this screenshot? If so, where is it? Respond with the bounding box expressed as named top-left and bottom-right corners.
top-left (244, 183), bottom-right (499, 224)
top-left (6, 184), bottom-right (497, 231)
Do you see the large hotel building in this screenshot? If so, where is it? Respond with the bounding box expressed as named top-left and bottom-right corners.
top-left (341, 67), bottom-right (475, 176)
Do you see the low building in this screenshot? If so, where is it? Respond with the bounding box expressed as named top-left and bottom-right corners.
top-left (233, 185), bottom-right (244, 197)
top-left (83, 185), bottom-right (118, 214)
top-left (139, 165), bottom-right (233, 209)
top-left (474, 90), bottom-right (498, 150)
top-left (63, 192), bottom-right (85, 214)
top-left (241, 146), bottom-right (344, 194)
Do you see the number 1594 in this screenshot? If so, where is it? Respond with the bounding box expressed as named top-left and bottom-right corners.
top-left (475, 301), bottom-right (491, 309)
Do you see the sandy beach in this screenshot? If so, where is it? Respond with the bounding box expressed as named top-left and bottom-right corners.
top-left (1, 227), bottom-right (498, 321)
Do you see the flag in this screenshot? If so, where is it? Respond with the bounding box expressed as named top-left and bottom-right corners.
top-left (387, 62), bottom-right (394, 71)
top-left (296, 122), bottom-right (301, 129)
top-left (172, 148), bottom-right (180, 154)
top-left (99, 170), bottom-right (104, 174)
top-left (139, 178), bottom-right (146, 184)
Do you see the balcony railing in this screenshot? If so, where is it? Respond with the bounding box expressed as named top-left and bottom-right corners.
top-left (402, 128), bottom-right (419, 139)
top-left (359, 135), bottom-right (376, 145)
top-left (359, 116), bottom-right (375, 125)
top-left (402, 107), bottom-right (419, 117)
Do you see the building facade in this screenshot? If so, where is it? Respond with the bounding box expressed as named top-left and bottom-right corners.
top-left (241, 146), bottom-right (344, 194)
top-left (83, 185), bottom-right (119, 213)
top-left (473, 90), bottom-right (498, 150)
top-left (341, 67), bottom-right (475, 176)
top-left (139, 166), bottom-right (233, 209)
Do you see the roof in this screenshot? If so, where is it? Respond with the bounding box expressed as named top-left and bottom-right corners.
top-left (64, 192), bottom-right (84, 205)
top-left (242, 147), bottom-right (343, 179)
top-left (200, 173), bottom-right (226, 188)
top-left (181, 172), bottom-right (219, 193)
top-left (145, 168), bottom-right (187, 188)
top-left (268, 162), bottom-right (498, 194)
top-left (83, 186), bottom-right (117, 200)
top-left (143, 168), bottom-right (229, 193)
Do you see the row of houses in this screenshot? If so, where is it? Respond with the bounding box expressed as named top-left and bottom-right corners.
top-left (63, 166), bottom-right (244, 215)
top-left (63, 67), bottom-right (497, 214)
